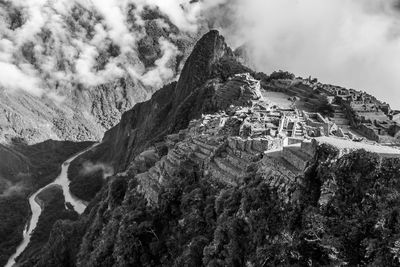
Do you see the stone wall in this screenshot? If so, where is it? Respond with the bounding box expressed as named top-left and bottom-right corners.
top-left (301, 140), bottom-right (316, 157)
top-left (303, 111), bottom-right (330, 136)
top-left (282, 146), bottom-right (310, 171)
top-left (356, 124), bottom-right (379, 142)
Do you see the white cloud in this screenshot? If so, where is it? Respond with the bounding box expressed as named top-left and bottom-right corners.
top-left (2, 0), bottom-right (399, 112)
top-left (12, 0), bottom-right (48, 45)
top-left (141, 38), bottom-right (180, 88)
top-left (141, 0), bottom-right (199, 32)
top-left (219, 0), bottom-right (400, 109)
top-left (75, 42), bottom-right (124, 86)
top-left (81, 161), bottom-right (114, 179)
top-left (0, 61), bottom-right (43, 96)
top-left (90, 0), bottom-right (136, 53)
top-left (135, 0), bottom-right (226, 32)
top-left (91, 23), bottom-right (108, 46)
top-left (46, 91), bottom-right (66, 103)
top-left (0, 0), bottom-right (226, 101)
top-left (0, 39), bottom-right (14, 62)
top-left (0, 183), bottom-right (25, 197)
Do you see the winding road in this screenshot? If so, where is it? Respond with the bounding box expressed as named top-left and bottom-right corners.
top-left (5, 144), bottom-right (96, 267)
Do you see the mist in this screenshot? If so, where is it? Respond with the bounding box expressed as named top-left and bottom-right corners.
top-left (81, 161), bottom-right (114, 179)
top-left (215, 0), bottom-right (400, 109)
top-left (0, 0), bottom-right (220, 99)
top-left (1, 0), bottom-right (400, 109)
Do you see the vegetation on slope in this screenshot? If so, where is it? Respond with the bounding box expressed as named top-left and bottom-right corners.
top-left (0, 141), bottom-right (93, 266)
top-left (17, 185), bottom-right (79, 263)
top-left (68, 146), bottom-right (108, 202)
top-left (25, 148), bottom-right (400, 266)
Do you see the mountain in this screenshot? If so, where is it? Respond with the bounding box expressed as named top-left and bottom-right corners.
top-left (8, 30), bottom-right (400, 267)
top-left (0, 1), bottom-right (204, 145)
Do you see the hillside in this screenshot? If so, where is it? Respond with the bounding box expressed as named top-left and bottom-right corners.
top-left (0, 140), bottom-right (92, 266)
top-left (10, 30), bottom-right (400, 267)
top-left (0, 1), bottom-right (204, 145)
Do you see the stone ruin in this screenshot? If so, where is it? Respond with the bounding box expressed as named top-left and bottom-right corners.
top-left (130, 104), bottom-right (339, 204)
top-left (212, 73), bottom-right (263, 109)
top-left (128, 73), bottom-right (400, 205)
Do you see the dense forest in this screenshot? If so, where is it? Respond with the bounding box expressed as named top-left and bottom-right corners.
top-left (25, 147), bottom-right (400, 266)
top-left (0, 141), bottom-right (92, 266)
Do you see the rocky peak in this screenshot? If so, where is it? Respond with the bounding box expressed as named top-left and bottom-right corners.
top-left (174, 30), bottom-right (233, 103)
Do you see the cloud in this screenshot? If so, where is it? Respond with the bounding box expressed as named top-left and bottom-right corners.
top-left (81, 161), bottom-right (114, 179)
top-left (1, 0), bottom-right (234, 100)
top-left (0, 182), bottom-right (25, 197)
top-left (46, 91), bottom-right (66, 103)
top-left (0, 61), bottom-right (43, 96)
top-left (216, 0), bottom-right (400, 109)
top-left (90, 0), bottom-right (136, 52)
top-left (74, 42), bottom-right (124, 86)
top-left (141, 38), bottom-right (180, 88)
top-left (136, 0), bottom-right (199, 32)
top-left (2, 0), bottom-right (399, 112)
top-left (12, 0), bottom-right (48, 45)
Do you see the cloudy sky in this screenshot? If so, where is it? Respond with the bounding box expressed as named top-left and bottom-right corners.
top-left (218, 0), bottom-right (400, 109)
top-left (1, 0), bottom-right (400, 109)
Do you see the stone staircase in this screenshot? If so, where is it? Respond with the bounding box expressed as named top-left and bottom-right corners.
top-left (293, 122), bottom-right (304, 137)
top-left (331, 104), bottom-right (350, 126)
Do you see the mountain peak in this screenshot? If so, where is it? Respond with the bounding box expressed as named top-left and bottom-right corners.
top-left (174, 30), bottom-right (233, 102)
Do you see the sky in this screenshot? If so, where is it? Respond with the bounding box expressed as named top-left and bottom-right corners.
top-left (215, 0), bottom-right (400, 109)
top-left (1, 0), bottom-right (400, 109)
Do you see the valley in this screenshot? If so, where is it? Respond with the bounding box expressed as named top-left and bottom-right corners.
top-left (5, 144), bottom-right (97, 267)
top-left (0, 141), bottom-right (93, 267)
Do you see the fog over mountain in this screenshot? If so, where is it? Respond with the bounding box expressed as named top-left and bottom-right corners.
top-left (0, 0), bottom-right (228, 144)
top-left (0, 0), bottom-right (220, 98)
top-left (212, 0), bottom-right (400, 109)
top-left (1, 0), bottom-right (399, 108)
